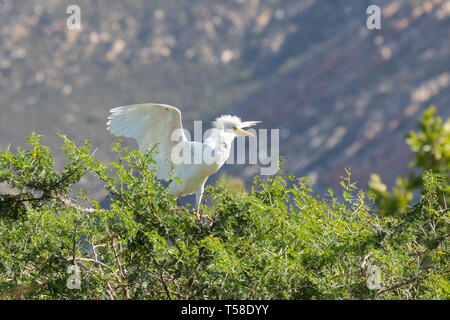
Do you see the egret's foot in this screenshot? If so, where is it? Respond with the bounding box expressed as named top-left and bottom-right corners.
top-left (195, 209), bottom-right (202, 223)
top-left (195, 209), bottom-right (213, 227)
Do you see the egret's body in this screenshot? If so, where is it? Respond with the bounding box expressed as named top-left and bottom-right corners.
top-left (106, 103), bottom-right (260, 209)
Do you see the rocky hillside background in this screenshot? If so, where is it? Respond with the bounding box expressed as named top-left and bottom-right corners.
top-left (0, 0), bottom-right (449, 199)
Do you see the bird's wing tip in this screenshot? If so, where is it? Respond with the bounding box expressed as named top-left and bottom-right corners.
top-left (109, 106), bottom-right (129, 113)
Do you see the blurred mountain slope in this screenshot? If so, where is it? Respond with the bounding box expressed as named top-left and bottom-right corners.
top-left (228, 0), bottom-right (450, 191)
top-left (0, 0), bottom-right (449, 196)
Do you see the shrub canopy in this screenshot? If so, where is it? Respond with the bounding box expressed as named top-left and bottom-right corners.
top-left (0, 109), bottom-right (449, 300)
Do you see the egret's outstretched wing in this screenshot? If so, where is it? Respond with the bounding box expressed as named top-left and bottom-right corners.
top-left (107, 103), bottom-right (187, 180)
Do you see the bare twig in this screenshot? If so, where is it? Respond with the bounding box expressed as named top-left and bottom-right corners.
top-left (360, 252), bottom-right (373, 273)
top-left (377, 276), bottom-right (420, 294)
top-left (151, 257), bottom-right (172, 300)
top-left (76, 257), bottom-right (114, 273)
top-left (186, 247), bottom-right (206, 299)
top-left (72, 223), bottom-right (78, 266)
top-left (109, 233), bottom-right (131, 299)
top-left (56, 194), bottom-right (98, 213)
top-left (91, 237), bottom-right (116, 299)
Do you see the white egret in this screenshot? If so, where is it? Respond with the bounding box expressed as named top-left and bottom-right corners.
top-left (106, 103), bottom-right (260, 210)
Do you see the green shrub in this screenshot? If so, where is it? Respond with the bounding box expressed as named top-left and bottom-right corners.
top-left (369, 107), bottom-right (450, 216)
top-left (0, 131), bottom-right (448, 300)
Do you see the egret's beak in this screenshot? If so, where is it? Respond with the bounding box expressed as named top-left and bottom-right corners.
top-left (234, 127), bottom-right (255, 137)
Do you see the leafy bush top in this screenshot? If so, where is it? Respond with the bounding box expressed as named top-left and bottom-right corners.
top-left (0, 131), bottom-right (448, 300)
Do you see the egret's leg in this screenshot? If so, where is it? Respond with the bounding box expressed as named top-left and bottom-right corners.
top-left (195, 184), bottom-right (205, 220)
top-left (195, 189), bottom-right (203, 211)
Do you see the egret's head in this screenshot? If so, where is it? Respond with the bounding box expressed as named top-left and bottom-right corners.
top-left (213, 115), bottom-right (261, 137)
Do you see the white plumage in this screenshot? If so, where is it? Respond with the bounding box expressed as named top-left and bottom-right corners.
top-left (107, 103), bottom-right (260, 210)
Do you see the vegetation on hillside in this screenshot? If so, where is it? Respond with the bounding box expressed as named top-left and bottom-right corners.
top-left (0, 108), bottom-right (448, 299)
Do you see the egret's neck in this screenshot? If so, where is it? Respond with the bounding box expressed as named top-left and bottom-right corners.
top-left (204, 128), bottom-right (235, 158)
top-left (205, 128), bottom-right (234, 147)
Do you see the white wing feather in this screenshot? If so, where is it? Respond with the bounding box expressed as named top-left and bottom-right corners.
top-left (106, 103), bottom-right (187, 180)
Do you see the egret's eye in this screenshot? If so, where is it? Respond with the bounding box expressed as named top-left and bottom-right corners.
top-left (233, 126), bottom-right (237, 131)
